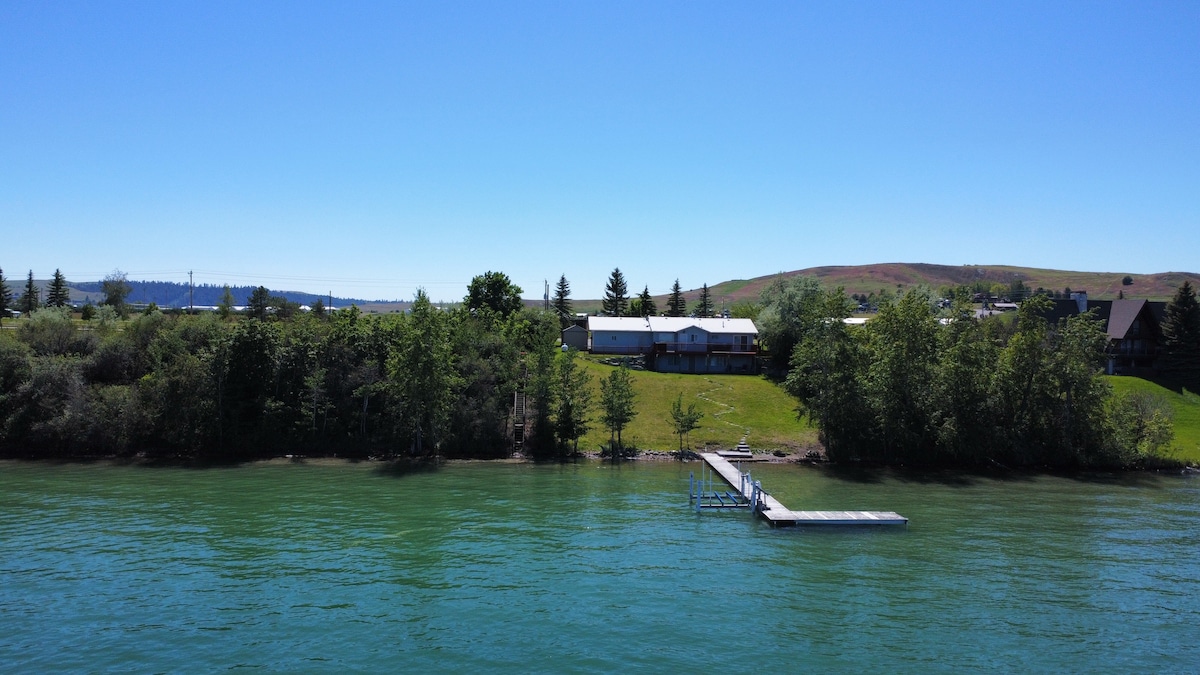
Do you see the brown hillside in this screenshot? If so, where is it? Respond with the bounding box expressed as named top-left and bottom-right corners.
top-left (689, 263), bottom-right (1199, 303)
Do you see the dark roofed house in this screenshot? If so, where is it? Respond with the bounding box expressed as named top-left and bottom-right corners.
top-left (1041, 292), bottom-right (1164, 375)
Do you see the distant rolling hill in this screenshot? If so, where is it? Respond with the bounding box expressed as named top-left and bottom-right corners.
top-left (646, 263), bottom-right (1200, 307)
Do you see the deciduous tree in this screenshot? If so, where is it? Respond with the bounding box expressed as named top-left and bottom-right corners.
top-left (101, 270), bottom-right (132, 317)
top-left (554, 348), bottom-right (592, 455)
top-left (669, 392), bottom-right (703, 451)
top-left (246, 286), bottom-right (271, 321)
top-left (389, 289), bottom-right (456, 456)
top-left (599, 364), bottom-right (636, 456)
top-left (466, 271), bottom-right (524, 318)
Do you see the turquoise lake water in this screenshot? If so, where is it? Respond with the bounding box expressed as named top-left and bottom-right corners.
top-left (1, 459), bottom-right (1198, 673)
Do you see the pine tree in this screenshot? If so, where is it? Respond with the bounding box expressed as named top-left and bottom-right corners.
top-left (46, 269), bottom-right (70, 308)
top-left (695, 283), bottom-right (714, 317)
top-left (0, 268), bottom-right (12, 326)
top-left (552, 274), bottom-right (573, 328)
top-left (1160, 281), bottom-right (1200, 391)
top-left (636, 285), bottom-right (656, 317)
top-left (666, 279), bottom-right (686, 317)
top-left (19, 270), bottom-right (40, 315)
top-left (602, 268), bottom-right (628, 317)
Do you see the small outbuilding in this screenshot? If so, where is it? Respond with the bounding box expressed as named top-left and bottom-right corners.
top-left (561, 324), bottom-right (589, 351)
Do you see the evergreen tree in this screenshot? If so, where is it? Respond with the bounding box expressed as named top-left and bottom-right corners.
top-left (666, 279), bottom-right (686, 317)
top-left (20, 271), bottom-right (40, 315)
top-left (310, 297), bottom-right (326, 319)
top-left (636, 285), bottom-right (656, 317)
top-left (0, 268), bottom-right (12, 326)
top-left (1160, 281), bottom-right (1200, 391)
top-left (552, 275), bottom-right (573, 328)
top-left (602, 268), bottom-right (628, 317)
top-left (695, 283), bottom-right (713, 317)
top-left (46, 269), bottom-right (70, 308)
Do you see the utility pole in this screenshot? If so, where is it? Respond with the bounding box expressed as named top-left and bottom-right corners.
top-left (328, 291), bottom-right (332, 311)
top-left (189, 270), bottom-right (194, 314)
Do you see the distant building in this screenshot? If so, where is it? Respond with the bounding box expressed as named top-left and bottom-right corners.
top-left (587, 316), bottom-right (759, 374)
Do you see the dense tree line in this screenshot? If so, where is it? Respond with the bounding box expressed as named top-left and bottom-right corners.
top-left (0, 272), bottom-right (591, 462)
top-left (771, 277), bottom-right (1176, 468)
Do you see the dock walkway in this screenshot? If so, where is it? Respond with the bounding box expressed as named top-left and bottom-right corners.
top-left (698, 452), bottom-right (907, 527)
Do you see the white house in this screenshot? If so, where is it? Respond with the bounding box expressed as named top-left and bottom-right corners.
top-left (586, 316), bottom-right (759, 374)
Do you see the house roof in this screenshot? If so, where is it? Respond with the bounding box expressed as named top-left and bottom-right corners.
top-left (1106, 299), bottom-right (1162, 340)
top-left (587, 316), bottom-right (650, 332)
top-left (586, 315), bottom-right (758, 335)
top-left (647, 317), bottom-right (758, 335)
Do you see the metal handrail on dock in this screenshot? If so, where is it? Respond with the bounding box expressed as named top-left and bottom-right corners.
top-left (694, 452), bottom-right (908, 527)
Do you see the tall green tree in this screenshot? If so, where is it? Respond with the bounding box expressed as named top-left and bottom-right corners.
top-left (602, 268), bottom-right (628, 317)
top-left (1160, 281), bottom-right (1200, 391)
top-left (599, 364), bottom-right (637, 455)
top-left (784, 289), bottom-right (869, 460)
top-left (465, 271), bottom-right (524, 318)
top-left (217, 285), bottom-right (236, 320)
top-left (695, 283), bottom-right (714, 317)
top-left (101, 270), bottom-right (132, 317)
top-left (669, 392), bottom-right (703, 451)
top-left (19, 271), bottom-right (40, 316)
top-left (46, 269), bottom-right (70, 308)
top-left (635, 285), bottom-right (656, 317)
top-left (758, 275), bottom-right (825, 373)
top-left (552, 275), bottom-right (573, 328)
top-left (554, 348), bottom-right (592, 455)
top-left (246, 286), bottom-right (272, 321)
top-left (0, 268), bottom-right (12, 327)
top-left (389, 289), bottom-right (456, 456)
top-left (666, 280), bottom-right (686, 317)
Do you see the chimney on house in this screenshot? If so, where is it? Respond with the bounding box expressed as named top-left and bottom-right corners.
top-left (1070, 291), bottom-right (1088, 313)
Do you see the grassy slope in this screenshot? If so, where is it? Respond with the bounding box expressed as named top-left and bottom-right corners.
top-left (577, 357), bottom-right (817, 452)
top-left (605, 264), bottom-right (1200, 307)
top-left (1106, 376), bottom-right (1200, 463)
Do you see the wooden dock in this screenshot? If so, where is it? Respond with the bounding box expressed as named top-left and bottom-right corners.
top-left (697, 452), bottom-right (908, 527)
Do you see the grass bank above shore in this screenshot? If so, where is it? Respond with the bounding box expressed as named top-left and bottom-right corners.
top-left (576, 357), bottom-right (817, 453)
top-left (1106, 376), bottom-right (1200, 464)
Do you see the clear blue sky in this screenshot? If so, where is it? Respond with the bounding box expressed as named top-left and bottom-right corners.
top-left (2, 1), bottom-right (1197, 301)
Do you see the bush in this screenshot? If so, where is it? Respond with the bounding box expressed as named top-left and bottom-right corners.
top-left (1105, 391), bottom-right (1174, 466)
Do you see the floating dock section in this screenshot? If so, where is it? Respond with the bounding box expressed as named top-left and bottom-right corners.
top-left (692, 452), bottom-right (908, 527)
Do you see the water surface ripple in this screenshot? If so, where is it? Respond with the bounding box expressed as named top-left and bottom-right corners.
top-left (1, 460), bottom-right (1197, 672)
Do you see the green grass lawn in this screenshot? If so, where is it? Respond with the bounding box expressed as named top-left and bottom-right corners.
top-left (1106, 376), bottom-right (1200, 464)
top-left (577, 356), bottom-right (817, 453)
